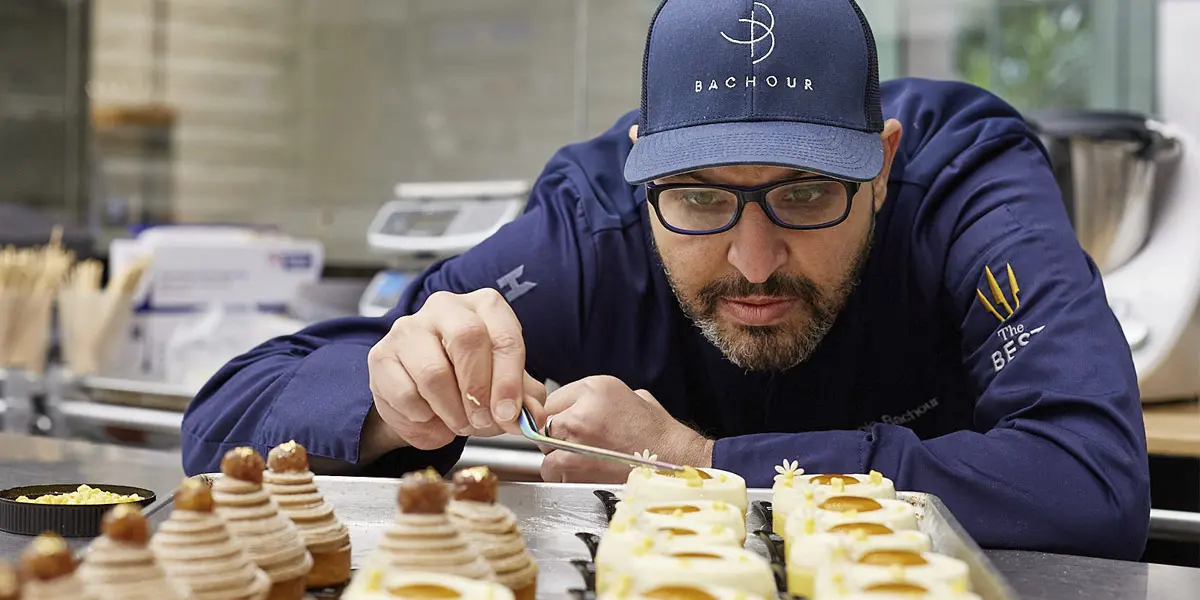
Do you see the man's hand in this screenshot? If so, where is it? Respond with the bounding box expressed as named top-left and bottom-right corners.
top-left (539, 376), bottom-right (714, 483)
top-left (366, 288), bottom-right (549, 454)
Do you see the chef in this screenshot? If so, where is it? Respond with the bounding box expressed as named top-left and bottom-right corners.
top-left (182, 0), bottom-right (1150, 560)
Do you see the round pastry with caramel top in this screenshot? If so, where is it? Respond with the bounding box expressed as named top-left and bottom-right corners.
top-left (594, 518), bottom-right (741, 595)
top-left (598, 582), bottom-right (766, 600)
top-left (19, 533), bottom-right (95, 599)
top-left (771, 462), bottom-right (897, 536)
top-left (341, 567), bottom-right (515, 600)
top-left (783, 524), bottom-right (931, 598)
top-left (211, 447), bottom-right (313, 600)
top-left (813, 550), bottom-right (971, 599)
top-left (0, 561), bottom-right (19, 600)
top-left (603, 541), bottom-right (775, 599)
top-left (611, 499), bottom-right (746, 545)
top-left (79, 504), bottom-right (194, 599)
top-left (262, 440), bottom-right (352, 588)
top-left (784, 496), bottom-right (918, 542)
top-left (370, 468), bottom-right (494, 582)
top-left (623, 463), bottom-right (747, 514)
top-left (151, 478), bottom-right (271, 600)
top-left (446, 467), bottom-right (537, 600)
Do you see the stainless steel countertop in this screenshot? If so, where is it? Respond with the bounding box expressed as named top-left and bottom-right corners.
top-left (0, 433), bottom-right (1197, 599)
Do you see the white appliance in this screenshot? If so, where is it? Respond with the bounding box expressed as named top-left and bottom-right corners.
top-left (360, 180), bottom-right (530, 317)
top-left (1103, 0), bottom-right (1200, 403)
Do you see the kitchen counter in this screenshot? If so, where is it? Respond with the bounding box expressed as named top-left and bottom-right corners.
top-left (0, 434), bottom-right (1198, 598)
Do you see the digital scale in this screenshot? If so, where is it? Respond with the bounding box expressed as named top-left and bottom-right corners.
top-left (359, 180), bottom-right (530, 317)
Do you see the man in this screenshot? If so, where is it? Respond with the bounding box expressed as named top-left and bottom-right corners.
top-left (182, 0), bottom-right (1150, 560)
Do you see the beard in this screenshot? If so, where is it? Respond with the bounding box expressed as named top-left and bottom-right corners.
top-left (656, 218), bottom-right (875, 372)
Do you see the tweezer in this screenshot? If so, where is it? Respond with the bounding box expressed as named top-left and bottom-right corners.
top-left (517, 405), bottom-right (687, 473)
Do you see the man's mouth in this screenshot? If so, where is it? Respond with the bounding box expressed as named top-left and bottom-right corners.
top-left (717, 296), bottom-right (799, 326)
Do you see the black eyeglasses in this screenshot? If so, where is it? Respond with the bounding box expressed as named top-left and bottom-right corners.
top-left (646, 176), bottom-right (859, 235)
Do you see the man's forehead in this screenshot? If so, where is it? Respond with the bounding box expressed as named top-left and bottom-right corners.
top-left (659, 166), bottom-right (813, 186)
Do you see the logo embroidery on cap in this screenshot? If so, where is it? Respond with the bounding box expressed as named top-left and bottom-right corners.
top-left (721, 1), bottom-right (776, 65)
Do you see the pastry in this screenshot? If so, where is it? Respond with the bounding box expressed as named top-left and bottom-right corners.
top-left (342, 566), bottom-right (515, 600)
top-left (19, 532), bottom-right (94, 600)
top-left (599, 581), bottom-right (766, 600)
top-left (151, 477), bottom-right (271, 600)
top-left (78, 504), bottom-right (193, 599)
top-left (371, 468), bottom-right (494, 581)
top-left (784, 524), bottom-right (931, 598)
top-left (828, 588), bottom-right (982, 600)
top-left (594, 518), bottom-right (741, 594)
top-left (446, 467), bottom-right (538, 600)
top-left (623, 456), bottom-right (748, 514)
top-left (262, 440), bottom-right (352, 588)
top-left (785, 496), bottom-right (918, 542)
top-left (604, 541), bottom-right (775, 598)
top-left (211, 448), bottom-right (313, 600)
top-left (0, 561), bottom-right (18, 600)
top-left (812, 550), bottom-right (971, 599)
top-left (771, 461), bottom-right (896, 536)
top-left (612, 499), bottom-right (747, 545)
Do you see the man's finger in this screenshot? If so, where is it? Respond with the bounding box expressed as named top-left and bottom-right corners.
top-left (633, 389), bottom-right (662, 406)
top-left (373, 387), bottom-right (456, 450)
top-left (470, 289), bottom-right (526, 428)
top-left (368, 344), bottom-right (436, 424)
top-left (431, 303), bottom-right (496, 430)
top-left (394, 331), bottom-right (470, 434)
top-left (542, 378), bottom-right (589, 415)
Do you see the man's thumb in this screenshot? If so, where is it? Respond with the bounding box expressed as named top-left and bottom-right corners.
top-left (634, 389), bottom-right (661, 406)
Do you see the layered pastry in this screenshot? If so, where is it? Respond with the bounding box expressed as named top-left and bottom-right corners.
top-left (262, 440), bottom-right (352, 588)
top-left (829, 588), bottom-right (982, 600)
top-left (594, 517), bottom-right (742, 594)
top-left (812, 550), bottom-right (971, 600)
top-left (611, 499), bottom-right (747, 545)
top-left (785, 496), bottom-right (918, 542)
top-left (603, 541), bottom-right (775, 599)
top-left (18, 533), bottom-right (94, 600)
top-left (784, 524), bottom-right (932, 598)
top-left (150, 477), bottom-right (271, 600)
top-left (0, 561), bottom-right (18, 600)
top-left (598, 580), bottom-right (766, 600)
top-left (446, 467), bottom-right (538, 600)
top-left (771, 461), bottom-right (897, 536)
top-left (342, 566), bottom-right (515, 600)
top-left (211, 447), bottom-right (314, 600)
top-left (622, 457), bottom-right (748, 514)
top-left (78, 504), bottom-right (193, 599)
top-left (371, 468), bottom-right (494, 581)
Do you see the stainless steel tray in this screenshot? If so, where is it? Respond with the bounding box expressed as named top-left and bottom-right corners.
top-left (179, 476), bottom-right (1018, 599)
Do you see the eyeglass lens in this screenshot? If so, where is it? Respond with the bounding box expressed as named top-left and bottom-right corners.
top-left (656, 180), bottom-right (849, 232)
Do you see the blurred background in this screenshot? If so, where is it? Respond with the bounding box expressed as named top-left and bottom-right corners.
top-left (2, 0), bottom-right (1198, 567)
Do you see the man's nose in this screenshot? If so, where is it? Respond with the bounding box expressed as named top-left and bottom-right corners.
top-left (727, 203), bottom-right (788, 284)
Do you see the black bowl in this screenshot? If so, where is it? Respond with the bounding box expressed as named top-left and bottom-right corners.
top-left (0, 484), bottom-right (156, 538)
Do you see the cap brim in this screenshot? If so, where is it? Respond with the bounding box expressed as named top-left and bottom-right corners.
top-left (624, 120), bottom-right (884, 184)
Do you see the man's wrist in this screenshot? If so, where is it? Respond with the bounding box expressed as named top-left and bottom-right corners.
top-left (360, 405), bottom-right (409, 464)
top-left (671, 426), bottom-right (715, 468)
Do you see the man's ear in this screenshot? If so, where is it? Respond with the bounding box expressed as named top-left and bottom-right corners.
top-left (872, 119), bottom-right (903, 209)
top-left (629, 124), bottom-right (639, 144)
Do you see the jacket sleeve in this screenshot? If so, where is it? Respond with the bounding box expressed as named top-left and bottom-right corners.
top-left (181, 169), bottom-right (595, 476)
top-left (711, 132), bottom-right (1151, 560)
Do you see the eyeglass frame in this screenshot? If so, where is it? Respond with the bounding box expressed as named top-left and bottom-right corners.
top-left (644, 176), bottom-right (861, 235)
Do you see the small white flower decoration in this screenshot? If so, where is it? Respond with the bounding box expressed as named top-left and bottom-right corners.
top-left (630, 448), bottom-right (658, 469)
top-left (773, 459), bottom-right (803, 484)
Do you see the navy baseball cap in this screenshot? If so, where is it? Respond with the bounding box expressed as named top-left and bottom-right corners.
top-left (624, 0), bottom-right (886, 185)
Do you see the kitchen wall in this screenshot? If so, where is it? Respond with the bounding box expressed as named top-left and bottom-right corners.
top-left (85, 0), bottom-right (1155, 266)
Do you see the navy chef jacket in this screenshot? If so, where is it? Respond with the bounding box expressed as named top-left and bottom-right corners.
top-left (182, 78), bottom-right (1151, 560)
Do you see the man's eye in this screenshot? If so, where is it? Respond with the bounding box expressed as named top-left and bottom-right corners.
top-left (781, 186), bottom-right (822, 204)
top-left (682, 192), bottom-right (723, 206)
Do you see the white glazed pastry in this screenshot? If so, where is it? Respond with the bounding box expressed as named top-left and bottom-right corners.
top-left (79, 504), bottom-right (194, 599)
top-left (342, 566), bottom-right (515, 600)
top-left (599, 581), bottom-right (767, 600)
top-left (604, 541), bottom-right (775, 599)
top-left (771, 461), bottom-right (897, 536)
top-left (612, 498), bottom-right (747, 544)
top-left (595, 516), bottom-right (742, 593)
top-left (785, 524), bottom-right (931, 598)
top-left (622, 456), bottom-right (748, 514)
top-left (785, 496), bottom-right (918, 542)
top-left (828, 589), bottom-right (982, 600)
top-left (812, 550), bottom-right (971, 600)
